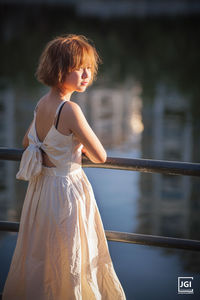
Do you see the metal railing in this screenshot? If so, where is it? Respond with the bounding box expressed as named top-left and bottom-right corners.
top-left (0, 147), bottom-right (200, 252)
top-left (0, 147), bottom-right (200, 176)
top-left (1, 220), bottom-right (200, 251)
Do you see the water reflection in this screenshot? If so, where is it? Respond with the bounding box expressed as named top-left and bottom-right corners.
top-left (137, 82), bottom-right (200, 275)
top-left (0, 83), bottom-right (15, 221)
top-left (139, 83), bottom-right (195, 237)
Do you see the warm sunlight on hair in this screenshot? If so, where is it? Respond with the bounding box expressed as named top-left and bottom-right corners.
top-left (35, 34), bottom-right (102, 87)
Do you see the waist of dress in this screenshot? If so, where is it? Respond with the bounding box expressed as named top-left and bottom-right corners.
top-left (41, 163), bottom-right (82, 177)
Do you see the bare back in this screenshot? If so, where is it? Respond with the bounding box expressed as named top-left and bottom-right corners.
top-left (35, 96), bottom-right (73, 167)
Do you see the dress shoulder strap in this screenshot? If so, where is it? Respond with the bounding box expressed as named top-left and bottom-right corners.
top-left (55, 101), bottom-right (67, 129)
top-left (34, 99), bottom-right (42, 115)
top-left (33, 103), bottom-right (39, 118)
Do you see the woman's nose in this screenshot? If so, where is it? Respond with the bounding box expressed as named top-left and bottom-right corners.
top-left (82, 68), bottom-right (89, 79)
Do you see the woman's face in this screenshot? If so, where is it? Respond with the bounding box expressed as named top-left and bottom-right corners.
top-left (62, 66), bottom-right (92, 93)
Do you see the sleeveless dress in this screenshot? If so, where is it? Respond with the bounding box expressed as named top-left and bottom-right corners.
top-left (2, 100), bottom-right (126, 300)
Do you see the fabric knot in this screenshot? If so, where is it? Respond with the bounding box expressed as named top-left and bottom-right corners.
top-left (16, 143), bottom-right (43, 181)
top-left (36, 141), bottom-right (42, 148)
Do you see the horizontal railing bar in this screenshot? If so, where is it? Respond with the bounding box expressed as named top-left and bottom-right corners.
top-left (0, 147), bottom-right (23, 161)
top-left (1, 221), bottom-right (200, 251)
top-left (83, 157), bottom-right (200, 177)
top-left (0, 147), bottom-right (200, 176)
top-left (0, 221), bottom-right (19, 232)
top-left (106, 231), bottom-right (200, 251)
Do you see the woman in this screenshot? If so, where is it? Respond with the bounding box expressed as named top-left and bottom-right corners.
top-left (3, 34), bottom-right (126, 300)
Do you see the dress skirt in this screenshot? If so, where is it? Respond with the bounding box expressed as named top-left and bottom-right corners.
top-left (2, 166), bottom-right (126, 300)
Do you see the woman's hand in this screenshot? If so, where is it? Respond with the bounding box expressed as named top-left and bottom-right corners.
top-left (81, 146), bottom-right (90, 159)
top-left (81, 146), bottom-right (87, 155)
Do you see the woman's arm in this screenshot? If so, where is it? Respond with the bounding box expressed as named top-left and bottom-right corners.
top-left (64, 102), bottom-right (107, 164)
top-left (22, 121), bottom-right (33, 148)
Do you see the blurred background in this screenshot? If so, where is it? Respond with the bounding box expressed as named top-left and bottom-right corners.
top-left (0, 1), bottom-right (200, 299)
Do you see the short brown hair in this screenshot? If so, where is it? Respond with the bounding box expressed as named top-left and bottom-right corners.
top-left (35, 34), bottom-right (101, 87)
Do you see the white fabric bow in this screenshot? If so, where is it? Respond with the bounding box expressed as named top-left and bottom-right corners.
top-left (16, 143), bottom-right (43, 181)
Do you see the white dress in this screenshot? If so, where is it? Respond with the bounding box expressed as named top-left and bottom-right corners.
top-left (2, 101), bottom-right (126, 300)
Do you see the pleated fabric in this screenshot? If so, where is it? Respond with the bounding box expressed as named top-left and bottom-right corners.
top-left (2, 101), bottom-right (126, 300)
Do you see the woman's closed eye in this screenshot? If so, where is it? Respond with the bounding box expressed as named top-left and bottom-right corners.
top-left (76, 66), bottom-right (91, 71)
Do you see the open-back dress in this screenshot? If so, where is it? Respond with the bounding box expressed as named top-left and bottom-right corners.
top-left (2, 100), bottom-right (126, 300)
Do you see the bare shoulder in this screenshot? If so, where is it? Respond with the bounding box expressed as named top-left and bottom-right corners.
top-left (35, 95), bottom-right (49, 111)
top-left (63, 101), bottom-right (83, 118)
top-left (64, 101), bottom-right (81, 111)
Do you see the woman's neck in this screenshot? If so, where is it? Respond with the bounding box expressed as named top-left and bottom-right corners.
top-left (49, 87), bottom-right (73, 101)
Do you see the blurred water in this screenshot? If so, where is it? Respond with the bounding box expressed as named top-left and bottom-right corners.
top-left (0, 6), bottom-right (200, 299)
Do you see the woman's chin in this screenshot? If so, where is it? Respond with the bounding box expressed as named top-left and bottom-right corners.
top-left (77, 85), bottom-right (87, 92)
